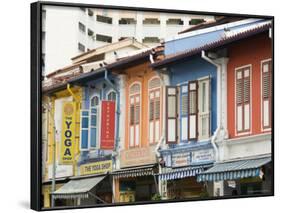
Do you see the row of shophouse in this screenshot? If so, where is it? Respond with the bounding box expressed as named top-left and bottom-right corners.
top-left (41, 17), bottom-right (273, 208)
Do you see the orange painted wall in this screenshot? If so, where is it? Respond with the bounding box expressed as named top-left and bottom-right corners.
top-left (123, 62), bottom-right (163, 149)
top-left (227, 32), bottom-right (272, 138)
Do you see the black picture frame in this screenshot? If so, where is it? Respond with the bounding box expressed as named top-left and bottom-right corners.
top-left (31, 1), bottom-right (274, 211)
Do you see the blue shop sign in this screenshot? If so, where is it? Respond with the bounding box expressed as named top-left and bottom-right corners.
top-left (164, 148), bottom-right (214, 168)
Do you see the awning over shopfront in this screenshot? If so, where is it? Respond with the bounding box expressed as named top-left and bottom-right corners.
top-left (197, 157), bottom-right (271, 182)
top-left (159, 164), bottom-right (212, 181)
top-left (52, 175), bottom-right (106, 199)
top-left (112, 165), bottom-right (156, 179)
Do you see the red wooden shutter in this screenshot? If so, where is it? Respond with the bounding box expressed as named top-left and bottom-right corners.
top-left (166, 86), bottom-right (178, 144)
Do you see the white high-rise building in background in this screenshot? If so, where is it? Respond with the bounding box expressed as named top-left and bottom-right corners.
top-left (42, 5), bottom-right (214, 76)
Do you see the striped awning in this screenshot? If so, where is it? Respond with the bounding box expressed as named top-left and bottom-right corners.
top-left (197, 157), bottom-right (271, 182)
top-left (52, 175), bottom-right (106, 199)
top-left (159, 164), bottom-right (212, 181)
top-left (112, 165), bottom-right (155, 178)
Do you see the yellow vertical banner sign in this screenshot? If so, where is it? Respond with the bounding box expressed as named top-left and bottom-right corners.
top-left (60, 102), bottom-right (76, 164)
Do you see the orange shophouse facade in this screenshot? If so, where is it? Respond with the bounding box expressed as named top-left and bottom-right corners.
top-left (202, 28), bottom-right (273, 197)
top-left (109, 53), bottom-right (166, 203)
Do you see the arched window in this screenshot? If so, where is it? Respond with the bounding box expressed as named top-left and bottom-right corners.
top-left (107, 91), bottom-right (117, 101)
top-left (148, 77), bottom-right (161, 144)
top-left (89, 95), bottom-right (99, 148)
top-left (91, 96), bottom-right (99, 106)
top-left (129, 82), bottom-right (141, 147)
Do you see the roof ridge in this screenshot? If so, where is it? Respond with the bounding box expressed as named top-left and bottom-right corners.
top-left (152, 23), bottom-right (271, 68)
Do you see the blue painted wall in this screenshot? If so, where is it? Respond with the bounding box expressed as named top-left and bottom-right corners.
top-left (79, 73), bottom-right (120, 163)
top-left (165, 20), bottom-right (264, 55)
top-left (169, 56), bottom-right (217, 141)
top-left (81, 74), bottom-right (119, 109)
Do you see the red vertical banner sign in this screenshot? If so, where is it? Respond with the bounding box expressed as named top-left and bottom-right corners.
top-left (100, 101), bottom-right (116, 149)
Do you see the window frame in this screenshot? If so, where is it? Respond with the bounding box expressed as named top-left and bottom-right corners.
top-left (96, 15), bottom-right (113, 24)
top-left (88, 9), bottom-right (94, 17)
top-left (189, 18), bottom-right (206, 25)
top-left (261, 58), bottom-right (272, 131)
top-left (80, 109), bottom-right (90, 151)
top-left (78, 42), bottom-right (85, 52)
top-left (198, 76), bottom-right (211, 140)
top-left (107, 90), bottom-right (117, 101)
top-left (188, 80), bottom-right (198, 140)
top-left (143, 18), bottom-right (160, 25)
top-left (166, 18), bottom-right (184, 25)
top-left (89, 95), bottom-right (100, 149)
top-left (128, 82), bottom-right (142, 148)
top-left (78, 22), bottom-right (86, 33)
top-left (166, 86), bottom-right (178, 144)
top-left (96, 34), bottom-right (112, 43)
top-left (179, 84), bottom-right (188, 143)
top-left (142, 37), bottom-right (160, 43)
top-left (235, 64), bottom-right (252, 136)
top-left (119, 18), bottom-right (137, 25)
top-left (87, 28), bottom-right (94, 37)
top-left (148, 77), bottom-right (161, 145)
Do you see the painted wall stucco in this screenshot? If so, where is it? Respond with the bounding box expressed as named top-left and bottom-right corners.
top-left (169, 56), bottom-right (217, 138)
top-left (227, 32), bottom-right (272, 139)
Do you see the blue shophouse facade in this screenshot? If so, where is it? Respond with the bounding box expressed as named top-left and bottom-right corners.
top-left (159, 18), bottom-right (267, 172)
top-left (69, 69), bottom-right (120, 171)
top-left (160, 55), bottom-right (217, 171)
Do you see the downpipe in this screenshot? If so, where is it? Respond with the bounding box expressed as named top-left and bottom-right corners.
top-left (201, 50), bottom-right (221, 162)
top-left (150, 53), bottom-right (166, 158)
top-left (104, 69), bottom-right (120, 159)
top-left (150, 52), bottom-right (166, 196)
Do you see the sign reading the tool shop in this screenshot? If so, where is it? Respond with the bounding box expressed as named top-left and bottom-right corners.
top-left (192, 149), bottom-right (214, 164)
top-left (100, 101), bottom-right (116, 150)
top-left (172, 152), bottom-right (191, 167)
top-left (80, 160), bottom-right (112, 175)
top-left (60, 102), bottom-right (76, 164)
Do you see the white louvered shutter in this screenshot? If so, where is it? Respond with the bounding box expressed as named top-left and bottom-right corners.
top-left (262, 60), bottom-right (272, 129)
top-left (198, 76), bottom-right (211, 140)
top-left (166, 86), bottom-right (178, 143)
top-left (188, 81), bottom-right (198, 140)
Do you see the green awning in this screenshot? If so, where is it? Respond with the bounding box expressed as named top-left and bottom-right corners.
top-left (197, 157), bottom-right (271, 182)
top-left (52, 175), bottom-right (106, 199)
top-left (159, 164), bottom-right (212, 181)
top-left (112, 165), bottom-right (156, 178)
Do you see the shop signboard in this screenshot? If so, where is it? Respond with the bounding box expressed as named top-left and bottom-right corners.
top-left (60, 102), bottom-right (76, 164)
top-left (171, 152), bottom-right (191, 167)
top-left (192, 149), bottom-right (214, 164)
top-left (100, 101), bottom-right (116, 150)
top-left (165, 148), bottom-right (214, 167)
top-left (120, 146), bottom-right (157, 168)
top-left (80, 160), bottom-right (112, 175)
top-left (227, 180), bottom-right (236, 188)
top-left (48, 164), bottom-right (73, 179)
